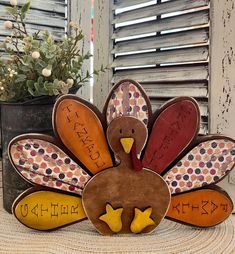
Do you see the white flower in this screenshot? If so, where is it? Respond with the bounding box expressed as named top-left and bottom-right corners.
top-left (10, 0), bottom-right (17, 6)
top-left (61, 85), bottom-right (69, 95)
top-left (5, 36), bottom-right (12, 43)
top-left (58, 81), bottom-right (69, 94)
top-left (66, 78), bottom-right (74, 87)
top-left (4, 21), bottom-right (13, 30)
top-left (31, 51), bottom-right (40, 59)
top-left (42, 68), bottom-right (52, 77)
top-left (0, 86), bottom-right (4, 91)
top-left (69, 21), bottom-right (76, 27)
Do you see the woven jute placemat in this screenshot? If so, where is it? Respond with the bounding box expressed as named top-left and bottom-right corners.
top-left (0, 190), bottom-right (235, 254)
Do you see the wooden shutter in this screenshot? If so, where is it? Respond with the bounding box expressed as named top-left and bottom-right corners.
top-left (110, 0), bottom-right (210, 134)
top-left (0, 0), bottom-right (67, 56)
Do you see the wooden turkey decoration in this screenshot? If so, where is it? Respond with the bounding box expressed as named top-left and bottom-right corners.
top-left (8, 79), bottom-right (235, 235)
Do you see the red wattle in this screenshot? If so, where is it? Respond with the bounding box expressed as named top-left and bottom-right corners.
top-left (131, 142), bottom-right (143, 171)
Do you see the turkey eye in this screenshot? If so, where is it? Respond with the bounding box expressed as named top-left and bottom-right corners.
top-left (132, 129), bottom-right (135, 134)
top-left (119, 129), bottom-right (122, 134)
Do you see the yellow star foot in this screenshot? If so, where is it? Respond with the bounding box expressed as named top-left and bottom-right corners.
top-left (130, 207), bottom-right (156, 233)
top-left (99, 204), bottom-right (123, 233)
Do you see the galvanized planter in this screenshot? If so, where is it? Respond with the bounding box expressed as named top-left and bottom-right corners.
top-left (0, 96), bottom-right (55, 213)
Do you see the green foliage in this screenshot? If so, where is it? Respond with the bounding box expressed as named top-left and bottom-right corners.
top-left (21, 0), bottom-right (32, 19)
top-left (0, 1), bottom-right (105, 102)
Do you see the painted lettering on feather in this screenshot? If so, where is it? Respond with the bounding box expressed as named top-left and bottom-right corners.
top-left (148, 105), bottom-right (194, 166)
top-left (19, 203), bottom-right (80, 218)
top-left (169, 200), bottom-right (229, 216)
top-left (62, 106), bottom-right (106, 169)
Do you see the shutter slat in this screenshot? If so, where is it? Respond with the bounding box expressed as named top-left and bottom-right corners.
top-left (112, 46), bottom-right (209, 68)
top-left (142, 82), bottom-right (208, 98)
top-left (113, 0), bottom-right (150, 10)
top-left (199, 124), bottom-right (208, 135)
top-left (113, 0), bottom-right (209, 24)
top-left (113, 64), bottom-right (209, 83)
top-left (0, 8), bottom-right (65, 28)
top-left (113, 28), bottom-right (209, 54)
top-left (0, 0), bottom-right (65, 13)
top-left (0, 35), bottom-right (5, 42)
top-left (0, 20), bottom-right (65, 40)
top-left (113, 10), bottom-right (209, 39)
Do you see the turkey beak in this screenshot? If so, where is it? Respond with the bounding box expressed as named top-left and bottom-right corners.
top-left (120, 138), bottom-right (134, 154)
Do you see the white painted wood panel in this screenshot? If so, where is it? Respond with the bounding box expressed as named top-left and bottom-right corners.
top-left (142, 82), bottom-right (208, 98)
top-left (113, 46), bottom-right (209, 68)
top-left (0, 20), bottom-right (65, 39)
top-left (69, 0), bottom-right (91, 101)
top-left (113, 10), bottom-right (209, 39)
top-left (94, 0), bottom-right (210, 133)
top-left (113, 64), bottom-right (209, 83)
top-left (113, 28), bottom-right (209, 54)
top-left (0, 0), bottom-right (65, 13)
top-left (113, 0), bottom-right (150, 9)
top-left (210, 0), bottom-right (235, 206)
top-left (0, 8), bottom-right (65, 28)
top-left (0, 0), bottom-right (67, 40)
top-left (93, 0), bottom-right (113, 110)
top-left (113, 0), bottom-right (209, 24)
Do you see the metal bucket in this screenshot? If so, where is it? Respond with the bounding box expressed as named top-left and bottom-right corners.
top-left (0, 96), bottom-right (55, 213)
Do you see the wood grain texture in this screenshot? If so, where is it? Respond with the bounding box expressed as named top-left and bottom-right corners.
top-left (83, 115), bottom-right (170, 235)
top-left (112, 10), bottom-right (209, 39)
top-left (69, 0), bottom-right (91, 100)
top-left (113, 64), bottom-right (209, 83)
top-left (113, 46), bottom-right (209, 68)
top-left (82, 166), bottom-right (170, 235)
top-left (142, 82), bottom-right (208, 99)
top-left (13, 188), bottom-right (87, 231)
top-left (143, 97), bottom-right (200, 175)
top-left (94, 0), bottom-right (210, 138)
top-left (151, 99), bottom-right (208, 117)
top-left (113, 0), bottom-right (153, 9)
top-left (93, 0), bottom-right (113, 110)
top-left (0, 0), bottom-right (65, 13)
top-left (0, 20), bottom-right (65, 40)
top-left (210, 0), bottom-right (235, 205)
top-left (166, 187), bottom-right (233, 227)
top-left (53, 96), bottom-right (113, 175)
top-left (0, 8), bottom-right (65, 28)
top-left (150, 98), bottom-right (208, 134)
top-left (113, 0), bottom-right (209, 24)
top-left (112, 28), bottom-right (209, 54)
top-left (210, 0), bottom-right (235, 137)
top-left (0, 0), bottom-right (66, 41)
